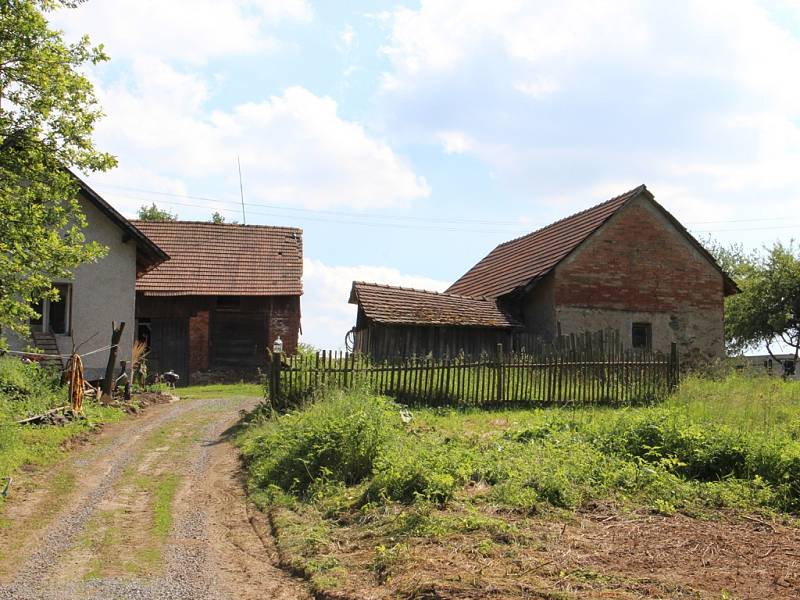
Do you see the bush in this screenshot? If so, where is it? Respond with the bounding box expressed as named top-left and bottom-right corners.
top-left (239, 389), bottom-right (402, 497)
top-left (0, 356), bottom-right (63, 421)
top-left (365, 436), bottom-right (478, 504)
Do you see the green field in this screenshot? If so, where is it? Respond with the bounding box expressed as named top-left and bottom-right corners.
top-left (238, 372), bottom-right (800, 597)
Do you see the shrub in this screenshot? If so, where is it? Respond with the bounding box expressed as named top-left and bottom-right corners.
top-left (365, 436), bottom-right (478, 504)
top-left (239, 389), bottom-right (401, 497)
top-left (0, 356), bottom-right (63, 421)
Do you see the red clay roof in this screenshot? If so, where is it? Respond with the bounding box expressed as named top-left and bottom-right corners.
top-left (349, 282), bottom-right (522, 329)
top-left (447, 186), bottom-right (647, 298)
top-left (133, 221), bottom-right (302, 297)
top-left (447, 185), bottom-right (738, 298)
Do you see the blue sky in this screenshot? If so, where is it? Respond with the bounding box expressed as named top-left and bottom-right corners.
top-left (53, 1), bottom-right (800, 349)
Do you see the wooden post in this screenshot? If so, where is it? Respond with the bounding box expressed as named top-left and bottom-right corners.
top-left (272, 348), bottom-right (283, 408)
top-left (669, 342), bottom-right (679, 390)
top-left (495, 343), bottom-right (504, 405)
top-left (102, 321), bottom-right (125, 400)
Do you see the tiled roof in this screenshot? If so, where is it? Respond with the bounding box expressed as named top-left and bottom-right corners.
top-left (448, 185), bottom-right (738, 298)
top-left (449, 185), bottom-right (648, 297)
top-left (133, 221), bottom-right (302, 296)
top-left (71, 171), bottom-right (168, 273)
top-left (349, 282), bottom-right (522, 329)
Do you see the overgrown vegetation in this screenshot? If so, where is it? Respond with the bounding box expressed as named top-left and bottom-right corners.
top-left (238, 373), bottom-right (800, 597)
top-left (0, 356), bottom-right (124, 498)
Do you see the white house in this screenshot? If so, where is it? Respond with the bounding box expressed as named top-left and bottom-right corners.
top-left (6, 174), bottom-right (167, 380)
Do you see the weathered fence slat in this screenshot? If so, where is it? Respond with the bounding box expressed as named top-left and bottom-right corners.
top-left (269, 335), bottom-right (680, 408)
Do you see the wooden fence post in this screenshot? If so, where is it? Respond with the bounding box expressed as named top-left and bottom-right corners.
top-left (669, 342), bottom-right (679, 390)
top-left (495, 343), bottom-right (504, 404)
top-left (102, 321), bottom-right (125, 400)
top-left (272, 349), bottom-right (283, 407)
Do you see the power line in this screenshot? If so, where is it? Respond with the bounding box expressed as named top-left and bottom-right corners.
top-left (99, 182), bottom-right (800, 234)
top-left (113, 193), bottom-right (528, 234)
top-left (94, 183), bottom-right (526, 226)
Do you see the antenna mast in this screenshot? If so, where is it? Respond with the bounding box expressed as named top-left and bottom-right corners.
top-left (237, 155), bottom-right (247, 224)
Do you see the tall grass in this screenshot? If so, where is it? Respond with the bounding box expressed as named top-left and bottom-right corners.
top-left (240, 373), bottom-right (800, 515)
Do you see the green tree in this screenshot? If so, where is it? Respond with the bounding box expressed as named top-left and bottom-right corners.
top-left (0, 0), bottom-right (115, 343)
top-left (711, 240), bottom-right (800, 366)
top-left (137, 203), bottom-right (177, 222)
top-left (209, 211), bottom-right (237, 224)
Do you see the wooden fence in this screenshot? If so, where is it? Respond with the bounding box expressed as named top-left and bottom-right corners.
top-left (267, 335), bottom-right (680, 409)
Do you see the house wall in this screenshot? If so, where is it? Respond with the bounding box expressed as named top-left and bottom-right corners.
top-left (67, 194), bottom-right (138, 378)
top-left (549, 196), bottom-right (725, 362)
top-left (136, 294), bottom-right (300, 384)
top-left (5, 193), bottom-right (138, 379)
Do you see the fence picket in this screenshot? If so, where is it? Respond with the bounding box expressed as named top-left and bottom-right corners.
top-left (271, 334), bottom-right (679, 408)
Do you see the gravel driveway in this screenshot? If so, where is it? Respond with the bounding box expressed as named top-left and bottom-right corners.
top-left (0, 396), bottom-right (310, 600)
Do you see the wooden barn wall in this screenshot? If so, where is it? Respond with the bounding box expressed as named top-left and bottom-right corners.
top-left (136, 294), bottom-right (300, 384)
top-left (354, 322), bottom-right (514, 361)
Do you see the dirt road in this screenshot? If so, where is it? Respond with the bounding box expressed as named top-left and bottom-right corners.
top-left (0, 395), bottom-right (310, 600)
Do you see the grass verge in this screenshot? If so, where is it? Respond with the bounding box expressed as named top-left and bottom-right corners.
top-left (237, 374), bottom-right (800, 598)
top-left (0, 357), bottom-right (128, 507)
top-left (179, 382), bottom-right (263, 399)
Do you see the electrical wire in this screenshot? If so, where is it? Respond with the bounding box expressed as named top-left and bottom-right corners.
top-left (93, 182), bottom-right (800, 235)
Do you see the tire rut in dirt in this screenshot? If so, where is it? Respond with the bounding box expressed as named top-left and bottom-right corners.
top-left (0, 401), bottom-right (200, 600)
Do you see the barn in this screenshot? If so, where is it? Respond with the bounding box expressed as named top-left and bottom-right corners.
top-left (133, 221), bottom-right (302, 385)
top-left (350, 185), bottom-right (738, 364)
top-left (349, 282), bottom-right (522, 360)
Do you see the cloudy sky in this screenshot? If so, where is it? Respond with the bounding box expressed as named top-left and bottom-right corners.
top-left (53, 1), bottom-right (800, 349)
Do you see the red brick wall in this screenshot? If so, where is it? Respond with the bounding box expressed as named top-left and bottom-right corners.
top-left (267, 296), bottom-right (301, 354)
top-left (554, 200), bottom-right (723, 311)
top-left (551, 197), bottom-right (725, 360)
top-left (188, 309), bottom-right (209, 374)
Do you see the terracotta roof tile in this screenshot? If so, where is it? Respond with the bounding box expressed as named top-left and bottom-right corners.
top-left (349, 282), bottom-right (522, 329)
top-left (446, 186), bottom-right (647, 297)
top-left (133, 221), bottom-right (302, 296)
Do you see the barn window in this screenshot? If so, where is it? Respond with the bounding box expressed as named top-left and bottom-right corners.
top-left (632, 322), bottom-right (652, 350)
top-left (216, 296), bottom-right (241, 310)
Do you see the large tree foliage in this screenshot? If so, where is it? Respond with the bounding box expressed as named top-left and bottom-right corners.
top-left (0, 0), bottom-right (115, 342)
top-left (711, 240), bottom-right (800, 364)
top-left (137, 202), bottom-right (176, 222)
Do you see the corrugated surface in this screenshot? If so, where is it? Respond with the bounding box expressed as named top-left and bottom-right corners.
top-left (349, 282), bottom-right (522, 328)
top-left (447, 186), bottom-right (647, 298)
top-left (133, 221), bottom-right (302, 296)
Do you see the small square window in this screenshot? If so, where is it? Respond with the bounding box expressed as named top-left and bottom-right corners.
top-left (632, 322), bottom-right (652, 350)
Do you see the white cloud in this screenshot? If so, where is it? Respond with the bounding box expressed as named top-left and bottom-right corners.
top-left (52, 0), bottom-right (312, 63)
top-left (249, 0), bottom-right (312, 22)
top-left (338, 24), bottom-right (357, 52)
top-left (377, 0), bottom-right (800, 234)
top-left (89, 60), bottom-right (429, 211)
top-left (514, 77), bottom-right (559, 99)
top-left (301, 258), bottom-right (449, 350)
top-left (383, 0), bottom-right (647, 84)
top-left (437, 131), bottom-right (473, 155)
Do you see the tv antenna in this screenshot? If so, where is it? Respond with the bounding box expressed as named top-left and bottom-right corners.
top-left (237, 155), bottom-right (247, 224)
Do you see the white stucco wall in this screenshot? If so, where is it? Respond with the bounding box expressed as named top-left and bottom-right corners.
top-left (60, 194), bottom-right (138, 378)
top-left (5, 194), bottom-right (138, 380)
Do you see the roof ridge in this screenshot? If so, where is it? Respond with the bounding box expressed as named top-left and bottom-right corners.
top-left (353, 281), bottom-right (488, 301)
top-left (496, 184), bottom-right (647, 249)
top-left (131, 219), bottom-right (302, 232)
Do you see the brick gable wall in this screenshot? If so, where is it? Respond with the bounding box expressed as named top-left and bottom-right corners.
top-left (550, 197), bottom-right (725, 362)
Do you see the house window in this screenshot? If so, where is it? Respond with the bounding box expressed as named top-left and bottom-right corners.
top-left (30, 283), bottom-right (72, 335)
top-left (216, 296), bottom-right (241, 310)
top-left (632, 322), bottom-right (652, 350)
